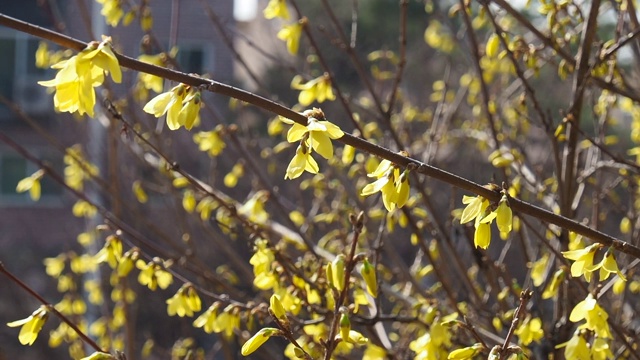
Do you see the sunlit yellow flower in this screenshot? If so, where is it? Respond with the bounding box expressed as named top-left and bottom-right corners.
top-left (193, 303), bottom-right (220, 333)
top-left (448, 343), bottom-right (482, 359)
top-left (140, 7), bottom-right (153, 31)
top-left (495, 195), bottom-right (513, 233)
top-left (270, 294), bottom-right (288, 322)
top-left (193, 128), bottom-right (226, 157)
top-left (285, 144), bottom-right (319, 180)
top-left (81, 352), bottom-right (116, 360)
top-left (178, 89), bottom-right (202, 130)
top-left (136, 258), bottom-right (173, 290)
top-left (598, 248), bottom-right (626, 281)
top-left (263, 0), bottom-right (289, 20)
top-left (569, 294), bottom-right (612, 339)
top-left (72, 200), bottom-right (97, 218)
top-left (363, 344), bottom-right (387, 360)
top-left (542, 267), bottom-right (565, 299)
top-left (360, 258), bottom-right (378, 297)
top-left (16, 170), bottom-right (44, 201)
top-left (117, 248), bottom-right (139, 277)
top-left (215, 305), bottom-right (241, 338)
top-left (96, 0), bottom-right (124, 26)
top-left (238, 190), bottom-right (270, 224)
top-left (530, 253), bottom-right (549, 287)
top-left (39, 37), bottom-right (121, 117)
top-left (166, 284), bottom-right (201, 317)
top-left (7, 306), bottom-right (49, 346)
top-left (143, 84), bottom-right (188, 130)
top-left (474, 222), bottom-right (491, 249)
top-left (64, 145), bottom-right (99, 191)
top-left (514, 316), bottom-right (543, 346)
top-left (250, 240), bottom-right (278, 290)
top-left (562, 243), bottom-right (601, 281)
top-left (137, 54), bottom-right (164, 93)
top-left (94, 235), bottom-right (122, 269)
top-left (285, 110), bottom-right (344, 158)
top-left (291, 74), bottom-right (335, 105)
top-left (460, 195), bottom-right (487, 224)
top-left (44, 254), bottom-right (66, 278)
top-left (132, 180), bottom-right (148, 203)
top-left (278, 21), bottom-right (303, 55)
top-left (332, 254), bottom-right (346, 291)
top-left (35, 41), bottom-right (49, 69)
top-left (557, 332), bottom-right (590, 359)
top-left (361, 158), bottom-right (411, 212)
top-left (241, 328), bottom-right (280, 356)
top-left (591, 337), bottom-right (614, 360)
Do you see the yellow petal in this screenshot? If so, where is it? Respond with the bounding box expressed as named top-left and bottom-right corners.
top-left (310, 132), bottom-right (333, 159)
top-left (287, 123), bottom-right (308, 142)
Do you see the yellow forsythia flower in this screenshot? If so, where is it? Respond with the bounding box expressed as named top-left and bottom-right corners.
top-left (361, 159), bottom-right (410, 212)
top-left (542, 268), bottom-right (566, 299)
top-left (291, 74), bottom-right (335, 106)
top-left (281, 109), bottom-right (343, 179)
top-left (514, 316), bottom-right (544, 345)
top-left (80, 352), bottom-right (115, 360)
top-left (94, 235), bottom-right (123, 269)
top-left (193, 128), bottom-right (226, 157)
top-left (360, 258), bottom-right (378, 297)
top-left (193, 303), bottom-right (220, 333)
top-left (278, 22), bottom-right (303, 55)
top-left (136, 258), bottom-right (173, 290)
top-left (448, 343), bottom-right (482, 359)
top-left (285, 112), bottom-right (344, 159)
top-left (569, 294), bottom-right (612, 339)
top-left (270, 294), bottom-right (288, 321)
top-left (562, 243), bottom-right (601, 282)
top-left (598, 248), bottom-right (626, 281)
top-left (137, 54), bottom-right (164, 93)
top-left (263, 0), bottom-right (289, 20)
top-left (495, 195), bottom-right (513, 233)
top-left (39, 37), bottom-right (121, 117)
top-left (7, 306), bottom-right (49, 346)
top-left (96, 0), bottom-right (124, 26)
top-left (285, 144), bottom-right (319, 179)
top-left (144, 84), bottom-right (202, 131)
top-left (16, 170), bottom-right (44, 201)
top-left (241, 328), bottom-right (280, 356)
top-left (166, 284), bottom-right (201, 317)
top-left (132, 180), bottom-right (148, 203)
top-left (557, 332), bottom-right (590, 359)
top-left (339, 312), bottom-right (351, 342)
top-left (474, 222), bottom-right (491, 249)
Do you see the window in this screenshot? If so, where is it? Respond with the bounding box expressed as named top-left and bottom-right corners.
top-left (0, 151), bottom-right (63, 206)
top-left (0, 30), bottom-right (52, 120)
top-left (176, 44), bottom-right (212, 75)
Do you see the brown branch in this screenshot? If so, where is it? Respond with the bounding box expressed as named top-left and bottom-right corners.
top-left (1, 12), bottom-right (640, 262)
top-left (0, 262), bottom-right (104, 353)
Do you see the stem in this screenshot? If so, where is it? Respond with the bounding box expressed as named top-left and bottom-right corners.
top-left (323, 212), bottom-right (364, 360)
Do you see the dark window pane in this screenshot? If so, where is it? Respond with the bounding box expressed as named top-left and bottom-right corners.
top-left (0, 38), bottom-right (16, 102)
top-left (1, 156), bottom-right (26, 195)
top-left (179, 49), bottom-right (204, 74)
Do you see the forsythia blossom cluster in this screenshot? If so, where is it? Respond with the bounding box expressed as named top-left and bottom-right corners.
top-left (460, 193), bottom-right (512, 249)
top-left (291, 74), bottom-right (335, 106)
top-left (6, 306), bottom-right (49, 346)
top-left (361, 157), bottom-right (410, 212)
top-left (144, 84), bottom-right (202, 131)
top-left (281, 108), bottom-right (344, 180)
top-left (39, 36), bottom-right (121, 118)
top-left (562, 244), bottom-right (626, 282)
